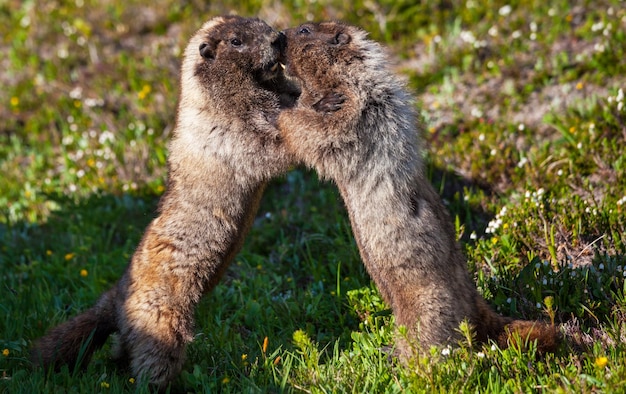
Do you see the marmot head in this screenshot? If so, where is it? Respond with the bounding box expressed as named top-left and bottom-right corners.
top-left (195, 16), bottom-right (284, 79)
top-left (280, 22), bottom-right (376, 89)
top-left (180, 16), bottom-right (288, 108)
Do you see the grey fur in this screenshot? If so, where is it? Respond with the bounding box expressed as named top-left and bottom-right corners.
top-left (278, 21), bottom-right (559, 357)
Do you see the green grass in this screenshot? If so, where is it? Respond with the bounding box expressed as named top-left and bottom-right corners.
top-left (2, 0), bottom-right (626, 392)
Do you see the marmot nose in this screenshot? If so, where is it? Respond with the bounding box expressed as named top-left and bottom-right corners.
top-left (272, 31), bottom-right (287, 52)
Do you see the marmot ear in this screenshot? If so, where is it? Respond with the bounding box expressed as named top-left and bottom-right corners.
top-left (332, 32), bottom-right (350, 46)
top-left (199, 41), bottom-right (216, 60)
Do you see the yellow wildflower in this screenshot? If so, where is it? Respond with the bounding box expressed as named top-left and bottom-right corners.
top-left (262, 336), bottom-right (269, 353)
top-left (80, 269), bottom-right (88, 277)
top-left (221, 376), bottom-right (230, 384)
top-left (241, 353), bottom-right (248, 361)
top-left (595, 356), bottom-right (608, 368)
top-left (137, 84), bottom-right (151, 100)
top-left (46, 250), bottom-right (53, 256)
top-left (10, 97), bottom-right (19, 107)
top-left (129, 378), bottom-right (135, 384)
top-left (64, 253), bottom-right (75, 261)
top-left (576, 82), bottom-right (583, 90)
top-left (100, 381), bottom-right (110, 388)
top-left (2, 349), bottom-right (9, 356)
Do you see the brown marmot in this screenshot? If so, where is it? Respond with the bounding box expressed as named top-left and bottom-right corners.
top-left (31, 16), bottom-right (298, 389)
top-left (277, 21), bottom-right (560, 358)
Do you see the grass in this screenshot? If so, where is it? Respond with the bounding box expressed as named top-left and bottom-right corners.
top-left (1, 0), bottom-right (626, 392)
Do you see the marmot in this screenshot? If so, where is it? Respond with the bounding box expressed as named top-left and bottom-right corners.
top-left (277, 22), bottom-right (559, 358)
top-left (31, 16), bottom-right (298, 389)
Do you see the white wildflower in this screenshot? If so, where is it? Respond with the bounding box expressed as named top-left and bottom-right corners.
top-left (591, 22), bottom-right (605, 32)
top-left (99, 130), bottom-right (115, 145)
top-left (69, 87), bottom-right (83, 99)
top-left (473, 40), bottom-right (487, 49)
top-left (20, 15), bottom-right (31, 28)
top-left (470, 107), bottom-right (483, 118)
top-left (517, 156), bottom-right (528, 168)
top-left (57, 47), bottom-right (69, 59)
top-left (498, 5), bottom-right (512, 16)
top-left (460, 30), bottom-right (476, 45)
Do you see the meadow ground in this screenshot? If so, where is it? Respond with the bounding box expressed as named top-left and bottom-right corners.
top-left (1, 0), bottom-right (625, 392)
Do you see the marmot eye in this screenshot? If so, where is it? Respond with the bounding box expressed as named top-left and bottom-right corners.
top-left (230, 38), bottom-right (242, 47)
top-left (298, 27), bottom-right (311, 35)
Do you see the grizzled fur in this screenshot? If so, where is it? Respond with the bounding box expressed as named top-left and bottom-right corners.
top-left (32, 16), bottom-right (296, 390)
top-left (278, 21), bottom-right (559, 357)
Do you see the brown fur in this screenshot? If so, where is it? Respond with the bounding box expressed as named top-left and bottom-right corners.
top-left (31, 16), bottom-right (297, 389)
top-left (277, 21), bottom-right (559, 358)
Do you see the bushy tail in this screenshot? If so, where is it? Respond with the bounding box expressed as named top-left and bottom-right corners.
top-left (475, 298), bottom-right (560, 354)
top-left (31, 286), bottom-right (119, 371)
top-left (497, 319), bottom-right (561, 354)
